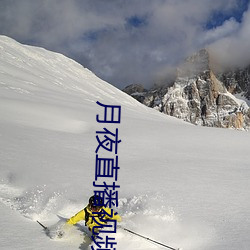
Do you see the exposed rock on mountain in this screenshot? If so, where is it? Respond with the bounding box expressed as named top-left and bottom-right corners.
top-left (217, 66), bottom-right (250, 99)
top-left (123, 84), bottom-right (147, 103)
top-left (123, 49), bottom-right (250, 130)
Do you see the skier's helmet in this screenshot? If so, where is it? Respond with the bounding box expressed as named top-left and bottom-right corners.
top-left (89, 195), bottom-right (103, 211)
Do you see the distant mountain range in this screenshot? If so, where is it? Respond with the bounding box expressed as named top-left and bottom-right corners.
top-left (123, 49), bottom-right (250, 130)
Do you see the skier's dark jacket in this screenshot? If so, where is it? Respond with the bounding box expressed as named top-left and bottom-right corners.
top-left (67, 205), bottom-right (121, 232)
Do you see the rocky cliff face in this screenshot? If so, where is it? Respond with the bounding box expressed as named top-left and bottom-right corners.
top-left (123, 49), bottom-right (250, 130)
top-left (217, 66), bottom-right (250, 99)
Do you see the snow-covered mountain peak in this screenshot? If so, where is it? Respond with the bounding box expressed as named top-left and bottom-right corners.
top-left (124, 48), bottom-right (250, 130)
top-left (177, 49), bottom-right (210, 78)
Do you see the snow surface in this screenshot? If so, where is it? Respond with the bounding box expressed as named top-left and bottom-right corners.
top-left (0, 35), bottom-right (250, 250)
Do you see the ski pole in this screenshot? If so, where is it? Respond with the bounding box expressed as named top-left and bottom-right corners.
top-left (37, 220), bottom-right (48, 231)
top-left (122, 227), bottom-right (181, 250)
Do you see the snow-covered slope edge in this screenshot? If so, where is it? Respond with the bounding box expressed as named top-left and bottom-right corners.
top-left (0, 35), bottom-right (153, 128)
top-left (0, 36), bottom-right (250, 250)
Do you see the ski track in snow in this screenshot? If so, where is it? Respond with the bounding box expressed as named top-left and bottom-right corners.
top-left (0, 180), bottom-right (211, 250)
top-left (0, 181), bottom-right (63, 221)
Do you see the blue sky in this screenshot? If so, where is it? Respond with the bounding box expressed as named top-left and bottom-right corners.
top-left (0, 0), bottom-right (249, 89)
top-left (206, 0), bottom-right (249, 28)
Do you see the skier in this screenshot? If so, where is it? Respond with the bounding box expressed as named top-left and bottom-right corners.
top-left (66, 195), bottom-right (122, 235)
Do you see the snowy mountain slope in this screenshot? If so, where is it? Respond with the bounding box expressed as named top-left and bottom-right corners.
top-left (0, 36), bottom-right (250, 250)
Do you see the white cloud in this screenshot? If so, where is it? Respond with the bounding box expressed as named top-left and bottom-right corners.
top-left (200, 18), bottom-right (240, 45)
top-left (0, 0), bottom-right (249, 88)
top-left (209, 5), bottom-right (250, 68)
